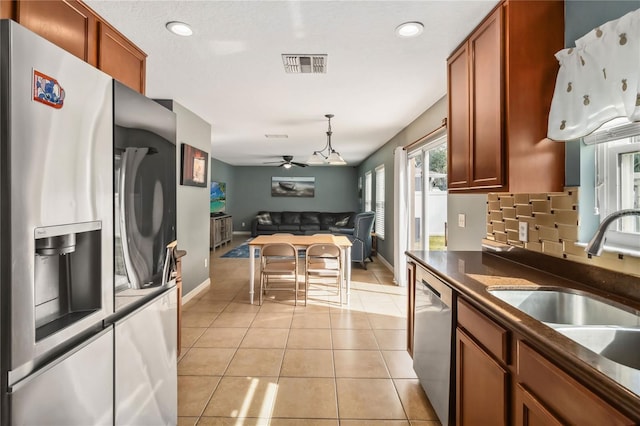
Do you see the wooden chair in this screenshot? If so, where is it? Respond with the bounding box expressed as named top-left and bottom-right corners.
top-left (259, 243), bottom-right (299, 305)
top-left (305, 243), bottom-right (342, 305)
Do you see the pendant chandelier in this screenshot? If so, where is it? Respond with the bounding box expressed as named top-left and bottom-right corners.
top-left (307, 114), bottom-right (347, 165)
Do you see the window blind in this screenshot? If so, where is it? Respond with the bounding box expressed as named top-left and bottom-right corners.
top-left (375, 165), bottom-right (385, 238)
top-left (364, 171), bottom-right (372, 212)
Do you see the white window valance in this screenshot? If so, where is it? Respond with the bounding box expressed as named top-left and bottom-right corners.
top-left (547, 8), bottom-right (640, 141)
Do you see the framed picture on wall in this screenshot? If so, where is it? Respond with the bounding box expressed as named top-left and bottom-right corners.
top-left (210, 181), bottom-right (226, 214)
top-left (181, 143), bottom-right (208, 187)
top-left (271, 176), bottom-right (315, 197)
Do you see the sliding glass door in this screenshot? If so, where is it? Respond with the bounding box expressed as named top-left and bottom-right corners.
top-left (408, 136), bottom-right (447, 251)
top-left (408, 152), bottom-right (423, 250)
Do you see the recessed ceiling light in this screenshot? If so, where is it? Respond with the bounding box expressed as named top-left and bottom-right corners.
top-left (395, 21), bottom-right (424, 38)
top-left (166, 21), bottom-right (193, 37)
top-left (265, 134), bottom-right (289, 139)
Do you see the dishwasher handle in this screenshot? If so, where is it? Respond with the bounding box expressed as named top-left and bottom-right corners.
top-left (422, 280), bottom-right (441, 299)
top-left (418, 269), bottom-right (454, 308)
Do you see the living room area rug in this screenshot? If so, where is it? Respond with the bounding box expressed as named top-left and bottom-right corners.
top-left (220, 239), bottom-right (306, 258)
top-left (220, 239), bottom-right (257, 258)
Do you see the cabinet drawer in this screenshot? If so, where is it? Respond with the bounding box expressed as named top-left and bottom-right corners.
top-left (457, 298), bottom-right (509, 364)
top-left (517, 341), bottom-right (634, 425)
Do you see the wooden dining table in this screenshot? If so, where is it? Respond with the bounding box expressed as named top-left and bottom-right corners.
top-left (248, 234), bottom-right (352, 305)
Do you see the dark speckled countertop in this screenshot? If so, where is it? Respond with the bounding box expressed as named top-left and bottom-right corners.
top-left (406, 249), bottom-right (640, 421)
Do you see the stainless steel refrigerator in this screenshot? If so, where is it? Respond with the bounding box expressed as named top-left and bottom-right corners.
top-left (0, 20), bottom-right (177, 425)
top-left (110, 80), bottom-right (178, 425)
top-left (0, 19), bottom-right (114, 425)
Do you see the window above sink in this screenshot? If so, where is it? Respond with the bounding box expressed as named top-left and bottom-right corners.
top-left (583, 118), bottom-right (640, 255)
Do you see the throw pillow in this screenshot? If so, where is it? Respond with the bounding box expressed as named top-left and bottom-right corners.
top-left (335, 216), bottom-right (350, 226)
top-left (256, 213), bottom-right (272, 225)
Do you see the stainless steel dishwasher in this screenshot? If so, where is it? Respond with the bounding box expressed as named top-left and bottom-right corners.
top-left (413, 268), bottom-right (455, 426)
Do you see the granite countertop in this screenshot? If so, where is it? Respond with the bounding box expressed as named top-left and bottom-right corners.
top-left (406, 249), bottom-right (640, 420)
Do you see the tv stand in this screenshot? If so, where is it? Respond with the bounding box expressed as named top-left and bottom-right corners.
top-left (210, 214), bottom-right (232, 250)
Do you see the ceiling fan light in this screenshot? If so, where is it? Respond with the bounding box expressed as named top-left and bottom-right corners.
top-left (306, 152), bottom-right (325, 165)
top-left (327, 151), bottom-right (346, 165)
top-left (283, 162), bottom-right (292, 169)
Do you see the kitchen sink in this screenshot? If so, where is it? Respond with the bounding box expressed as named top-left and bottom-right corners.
top-left (488, 287), bottom-right (640, 373)
top-left (487, 288), bottom-right (640, 327)
top-left (554, 327), bottom-right (640, 370)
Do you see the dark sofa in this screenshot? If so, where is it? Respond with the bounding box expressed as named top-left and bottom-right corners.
top-left (251, 211), bottom-right (355, 237)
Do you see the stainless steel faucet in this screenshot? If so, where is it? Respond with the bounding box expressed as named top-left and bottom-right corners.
top-left (585, 209), bottom-right (640, 256)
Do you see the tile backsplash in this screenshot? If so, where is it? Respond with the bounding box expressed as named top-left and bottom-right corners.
top-left (485, 188), bottom-right (640, 278)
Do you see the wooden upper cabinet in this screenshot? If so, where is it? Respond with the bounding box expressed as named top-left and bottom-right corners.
top-left (504, 0), bottom-right (565, 193)
top-left (469, 8), bottom-right (503, 188)
top-left (447, 44), bottom-right (470, 189)
top-left (447, 1), bottom-right (565, 193)
top-left (0, 0), bottom-right (16, 19)
top-left (5, 0), bottom-right (146, 94)
top-left (16, 0), bottom-right (98, 66)
top-left (98, 22), bottom-right (146, 94)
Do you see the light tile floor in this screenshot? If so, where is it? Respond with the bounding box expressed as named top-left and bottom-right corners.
top-left (178, 236), bottom-right (441, 426)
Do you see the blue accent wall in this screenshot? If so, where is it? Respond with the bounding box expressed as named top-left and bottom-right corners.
top-left (211, 163), bottom-right (358, 233)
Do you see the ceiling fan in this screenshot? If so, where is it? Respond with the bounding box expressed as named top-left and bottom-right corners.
top-left (263, 155), bottom-right (308, 168)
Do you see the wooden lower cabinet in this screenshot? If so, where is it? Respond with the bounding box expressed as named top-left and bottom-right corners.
top-left (514, 384), bottom-right (563, 426)
top-left (210, 215), bottom-right (233, 250)
top-left (517, 342), bottom-right (634, 425)
top-left (456, 328), bottom-right (508, 426)
top-left (174, 249), bottom-right (186, 356)
top-left (406, 261), bottom-right (416, 356)
top-left (455, 298), bottom-right (635, 425)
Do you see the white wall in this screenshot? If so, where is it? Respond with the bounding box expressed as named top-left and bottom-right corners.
top-left (172, 101), bottom-right (212, 295)
top-left (358, 96), bottom-right (448, 262)
top-left (446, 193), bottom-right (487, 250)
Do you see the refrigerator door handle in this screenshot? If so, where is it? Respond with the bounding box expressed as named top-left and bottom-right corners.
top-left (161, 246), bottom-right (175, 288)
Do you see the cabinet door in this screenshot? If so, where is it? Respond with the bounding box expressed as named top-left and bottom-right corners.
top-left (98, 21), bottom-right (146, 94)
top-left (514, 384), bottom-right (563, 426)
top-left (469, 7), bottom-right (503, 189)
top-left (17, 0), bottom-right (98, 65)
top-left (209, 219), bottom-right (216, 248)
top-left (224, 216), bottom-right (233, 241)
top-left (518, 342), bottom-right (634, 425)
top-left (447, 43), bottom-right (470, 189)
top-left (456, 328), bottom-right (508, 426)
top-left (213, 218), bottom-right (223, 247)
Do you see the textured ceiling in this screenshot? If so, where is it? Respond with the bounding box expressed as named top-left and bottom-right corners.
top-left (86, 0), bottom-right (499, 166)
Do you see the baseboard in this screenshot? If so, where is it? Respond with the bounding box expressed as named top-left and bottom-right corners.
top-left (234, 231), bottom-right (251, 235)
top-left (182, 278), bottom-right (211, 305)
top-left (375, 254), bottom-right (393, 272)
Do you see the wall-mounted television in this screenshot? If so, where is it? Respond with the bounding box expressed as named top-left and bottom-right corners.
top-left (210, 181), bottom-right (226, 215)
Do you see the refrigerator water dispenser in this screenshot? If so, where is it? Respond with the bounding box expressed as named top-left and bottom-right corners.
top-left (34, 222), bottom-right (103, 342)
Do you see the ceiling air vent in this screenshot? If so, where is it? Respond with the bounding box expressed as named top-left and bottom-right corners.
top-left (282, 54), bottom-right (327, 74)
